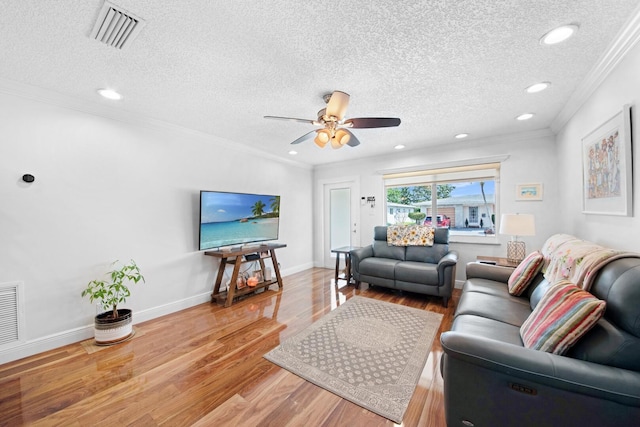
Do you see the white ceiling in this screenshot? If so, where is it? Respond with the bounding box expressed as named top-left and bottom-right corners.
top-left (1, 0), bottom-right (639, 167)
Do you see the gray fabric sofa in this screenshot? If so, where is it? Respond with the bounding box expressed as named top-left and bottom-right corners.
top-left (350, 226), bottom-right (458, 307)
top-left (440, 258), bottom-right (640, 426)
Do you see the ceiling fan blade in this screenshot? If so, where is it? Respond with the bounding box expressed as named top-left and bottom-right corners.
top-left (290, 130), bottom-right (316, 145)
top-left (344, 117), bottom-right (401, 128)
top-left (325, 91), bottom-right (350, 120)
top-left (345, 129), bottom-right (360, 147)
top-left (264, 115), bottom-right (316, 124)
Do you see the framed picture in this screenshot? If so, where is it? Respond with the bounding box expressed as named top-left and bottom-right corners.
top-left (516, 183), bottom-right (543, 201)
top-left (582, 104), bottom-right (633, 216)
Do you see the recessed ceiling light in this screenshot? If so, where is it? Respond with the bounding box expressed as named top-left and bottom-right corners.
top-left (394, 144), bottom-right (405, 150)
top-left (455, 133), bottom-right (469, 139)
top-left (288, 150), bottom-right (297, 155)
top-left (516, 113), bottom-right (534, 121)
top-left (525, 82), bottom-right (551, 93)
top-left (540, 24), bottom-right (579, 45)
top-left (97, 88), bottom-right (123, 100)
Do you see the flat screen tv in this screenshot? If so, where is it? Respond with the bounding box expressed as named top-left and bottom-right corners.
top-left (199, 191), bottom-right (280, 250)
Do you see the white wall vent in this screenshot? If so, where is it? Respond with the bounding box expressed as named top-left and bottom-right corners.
top-left (0, 282), bottom-right (23, 346)
top-left (89, 1), bottom-right (146, 49)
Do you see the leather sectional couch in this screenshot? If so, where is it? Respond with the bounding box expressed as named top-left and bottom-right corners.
top-left (440, 255), bottom-right (640, 426)
top-left (350, 226), bottom-right (458, 307)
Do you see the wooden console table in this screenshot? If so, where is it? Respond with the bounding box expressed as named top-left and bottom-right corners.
top-left (205, 243), bottom-right (286, 307)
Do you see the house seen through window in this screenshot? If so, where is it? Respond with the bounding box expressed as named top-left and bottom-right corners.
top-left (384, 163), bottom-right (498, 238)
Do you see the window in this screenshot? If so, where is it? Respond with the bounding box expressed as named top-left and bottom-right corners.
top-left (383, 162), bottom-right (500, 242)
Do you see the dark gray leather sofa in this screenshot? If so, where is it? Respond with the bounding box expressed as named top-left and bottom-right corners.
top-left (440, 258), bottom-right (640, 426)
top-left (350, 226), bottom-right (458, 307)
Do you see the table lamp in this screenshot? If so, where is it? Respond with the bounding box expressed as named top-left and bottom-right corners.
top-left (499, 213), bottom-right (535, 263)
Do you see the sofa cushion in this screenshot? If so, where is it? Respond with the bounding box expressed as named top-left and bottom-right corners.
top-left (405, 244), bottom-right (448, 263)
top-left (520, 280), bottom-right (606, 355)
top-left (451, 314), bottom-right (523, 346)
top-left (568, 316), bottom-right (640, 371)
top-left (528, 277), bottom-right (552, 309)
top-left (589, 258), bottom-right (640, 338)
top-left (395, 261), bottom-right (438, 284)
top-left (372, 240), bottom-right (405, 261)
top-left (463, 277), bottom-right (523, 300)
top-left (455, 291), bottom-right (532, 327)
top-left (358, 257), bottom-right (399, 279)
top-left (508, 251), bottom-right (544, 296)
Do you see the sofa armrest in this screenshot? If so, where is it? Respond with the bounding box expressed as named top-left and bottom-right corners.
top-left (441, 331), bottom-right (640, 406)
top-left (465, 261), bottom-right (513, 283)
top-left (438, 251), bottom-right (458, 264)
top-left (437, 251), bottom-right (458, 277)
top-left (350, 246), bottom-right (373, 276)
top-left (436, 251), bottom-right (458, 296)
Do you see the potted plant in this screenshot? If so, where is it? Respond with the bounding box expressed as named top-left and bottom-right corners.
top-left (81, 259), bottom-right (145, 345)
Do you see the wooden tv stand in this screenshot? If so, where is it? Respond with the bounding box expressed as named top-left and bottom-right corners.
top-left (205, 243), bottom-right (286, 307)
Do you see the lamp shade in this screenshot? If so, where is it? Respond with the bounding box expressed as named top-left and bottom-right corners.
top-left (314, 129), bottom-right (330, 148)
top-left (334, 129), bottom-right (351, 146)
top-left (499, 213), bottom-right (535, 236)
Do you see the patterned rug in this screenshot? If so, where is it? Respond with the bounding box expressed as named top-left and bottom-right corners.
top-left (264, 296), bottom-right (443, 423)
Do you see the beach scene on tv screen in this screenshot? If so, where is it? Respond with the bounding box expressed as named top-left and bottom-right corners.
top-left (200, 192), bottom-right (280, 249)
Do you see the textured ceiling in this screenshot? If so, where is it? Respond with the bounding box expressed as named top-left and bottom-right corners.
top-left (1, 0), bottom-right (639, 166)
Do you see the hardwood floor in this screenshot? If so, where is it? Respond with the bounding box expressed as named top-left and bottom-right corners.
top-left (0, 268), bottom-right (459, 426)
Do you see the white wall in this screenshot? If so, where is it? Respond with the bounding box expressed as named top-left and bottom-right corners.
top-left (556, 41), bottom-right (640, 250)
top-left (313, 131), bottom-right (562, 281)
top-left (0, 91), bottom-right (314, 363)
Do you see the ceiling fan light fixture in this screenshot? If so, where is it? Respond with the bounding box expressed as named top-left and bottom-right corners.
top-left (330, 138), bottom-right (343, 149)
top-left (266, 90), bottom-right (401, 149)
top-left (334, 129), bottom-right (351, 146)
top-left (314, 129), bottom-right (330, 147)
top-left (325, 91), bottom-right (350, 121)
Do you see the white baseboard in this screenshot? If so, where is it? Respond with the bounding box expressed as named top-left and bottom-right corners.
top-left (0, 265), bottom-right (312, 365)
top-left (0, 326), bottom-right (94, 365)
top-left (0, 291), bottom-right (212, 365)
top-left (133, 292), bottom-right (212, 324)
top-left (280, 262), bottom-right (314, 277)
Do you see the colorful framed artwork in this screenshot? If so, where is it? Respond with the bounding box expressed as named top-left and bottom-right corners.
top-left (582, 104), bottom-right (633, 216)
top-left (516, 183), bottom-right (543, 201)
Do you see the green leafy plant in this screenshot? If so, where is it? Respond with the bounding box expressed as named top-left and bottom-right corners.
top-left (408, 211), bottom-right (426, 224)
top-left (81, 259), bottom-right (145, 319)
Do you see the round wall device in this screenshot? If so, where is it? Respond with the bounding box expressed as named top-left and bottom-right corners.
top-left (22, 174), bottom-right (35, 183)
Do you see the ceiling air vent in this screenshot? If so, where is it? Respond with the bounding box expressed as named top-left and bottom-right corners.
top-left (89, 1), bottom-right (146, 49)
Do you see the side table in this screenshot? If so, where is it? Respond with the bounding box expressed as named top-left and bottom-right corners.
top-left (476, 255), bottom-right (519, 269)
top-left (331, 246), bottom-right (360, 285)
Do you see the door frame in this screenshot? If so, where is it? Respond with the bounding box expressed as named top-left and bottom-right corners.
top-left (317, 176), bottom-right (360, 269)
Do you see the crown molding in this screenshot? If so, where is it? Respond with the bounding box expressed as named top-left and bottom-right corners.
top-left (551, 4), bottom-right (640, 133)
top-left (0, 77), bottom-right (312, 171)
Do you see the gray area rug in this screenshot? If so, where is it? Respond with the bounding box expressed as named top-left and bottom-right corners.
top-left (264, 296), bottom-right (443, 423)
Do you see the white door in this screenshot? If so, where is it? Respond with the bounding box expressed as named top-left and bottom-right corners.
top-left (323, 181), bottom-right (360, 269)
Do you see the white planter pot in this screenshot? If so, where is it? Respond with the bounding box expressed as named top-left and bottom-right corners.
top-left (94, 309), bottom-right (133, 345)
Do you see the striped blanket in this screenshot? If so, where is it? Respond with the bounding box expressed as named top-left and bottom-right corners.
top-left (541, 234), bottom-right (640, 291)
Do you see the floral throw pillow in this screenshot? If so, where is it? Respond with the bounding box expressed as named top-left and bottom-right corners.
top-left (520, 280), bottom-right (606, 355)
top-left (508, 251), bottom-right (544, 296)
top-left (387, 225), bottom-right (435, 246)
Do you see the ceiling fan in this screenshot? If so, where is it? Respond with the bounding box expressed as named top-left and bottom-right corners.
top-left (264, 91), bottom-right (401, 149)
